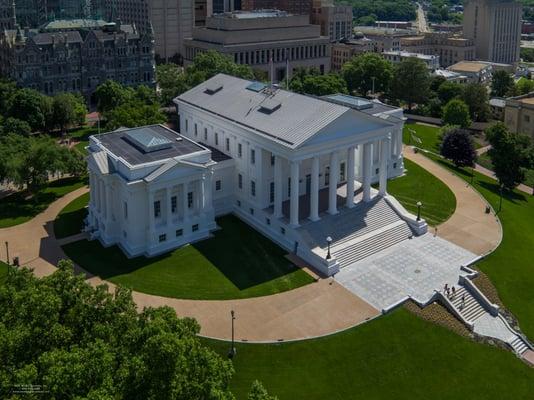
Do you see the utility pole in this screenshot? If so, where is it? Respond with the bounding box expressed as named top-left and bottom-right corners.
top-left (228, 310), bottom-right (236, 358)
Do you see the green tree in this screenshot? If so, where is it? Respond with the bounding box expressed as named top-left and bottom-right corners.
top-left (491, 70), bottom-right (515, 97)
top-left (516, 78), bottom-right (534, 95)
top-left (186, 50), bottom-right (254, 87)
top-left (0, 117), bottom-right (31, 136)
top-left (342, 53), bottom-right (394, 95)
top-left (0, 79), bottom-right (17, 115)
top-left (52, 93), bottom-right (87, 132)
top-left (104, 101), bottom-right (166, 130)
top-left (156, 63), bottom-right (190, 105)
top-left (389, 57), bottom-right (430, 111)
top-left (437, 81), bottom-right (464, 104)
top-left (440, 127), bottom-right (477, 167)
top-left (290, 72), bottom-right (347, 96)
top-left (486, 122), bottom-right (534, 189)
top-left (248, 380), bottom-right (278, 400)
top-left (135, 85), bottom-right (159, 106)
top-left (462, 83), bottom-right (490, 122)
top-left (7, 88), bottom-right (47, 132)
top-left (0, 260), bottom-right (236, 399)
top-left (94, 80), bottom-right (134, 114)
top-left (442, 99), bottom-right (471, 128)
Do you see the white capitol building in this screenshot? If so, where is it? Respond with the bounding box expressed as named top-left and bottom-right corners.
top-left (86, 73), bottom-right (427, 276)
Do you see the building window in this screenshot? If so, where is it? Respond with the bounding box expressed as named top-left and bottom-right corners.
top-left (215, 132), bottom-right (219, 145)
top-left (124, 201), bottom-right (128, 219)
top-left (250, 208), bottom-right (254, 215)
top-left (216, 180), bottom-right (222, 191)
top-left (325, 167), bottom-right (330, 185)
top-left (340, 162), bottom-right (346, 182)
top-left (393, 162), bottom-right (397, 169)
top-left (171, 196), bottom-right (177, 213)
top-left (271, 154), bottom-right (275, 166)
top-left (159, 234), bottom-right (166, 242)
top-left (251, 180), bottom-right (256, 197)
top-left (185, 119), bottom-right (188, 132)
top-left (237, 200), bottom-right (241, 207)
top-left (204, 127), bottom-right (208, 140)
top-left (188, 192), bottom-right (193, 208)
top-left (226, 138), bottom-right (230, 151)
top-left (525, 115), bottom-right (530, 123)
top-left (176, 229), bottom-right (183, 237)
top-left (192, 224), bottom-right (199, 232)
top-left (154, 200), bottom-right (161, 218)
top-left (376, 168), bottom-right (379, 175)
top-left (266, 217), bottom-right (271, 225)
top-left (287, 177), bottom-right (291, 197)
top-left (238, 143), bottom-right (242, 158)
top-left (280, 227), bottom-right (286, 235)
top-left (270, 182), bottom-right (275, 203)
top-left (238, 174), bottom-right (243, 189)
top-left (251, 149), bottom-right (256, 164)
top-left (194, 123), bottom-right (198, 136)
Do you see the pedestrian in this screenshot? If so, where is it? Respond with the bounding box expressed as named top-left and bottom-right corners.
top-left (461, 294), bottom-right (466, 309)
top-left (452, 286), bottom-right (456, 299)
top-left (444, 283), bottom-right (449, 292)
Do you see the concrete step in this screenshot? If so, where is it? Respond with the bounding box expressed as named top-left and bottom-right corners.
top-left (511, 336), bottom-right (529, 355)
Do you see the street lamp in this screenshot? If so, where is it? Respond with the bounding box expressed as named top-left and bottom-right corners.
top-left (5, 241), bottom-right (9, 265)
top-left (416, 201), bottom-right (422, 221)
top-left (326, 236), bottom-right (332, 260)
top-left (228, 310), bottom-right (236, 359)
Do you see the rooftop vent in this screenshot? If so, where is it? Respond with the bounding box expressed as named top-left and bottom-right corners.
top-left (205, 83), bottom-right (223, 95)
top-left (124, 128), bottom-right (173, 153)
top-left (259, 99), bottom-right (281, 114)
top-left (246, 81), bottom-right (267, 92)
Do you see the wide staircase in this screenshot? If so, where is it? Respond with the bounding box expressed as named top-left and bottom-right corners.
top-left (297, 197), bottom-right (413, 268)
top-left (451, 286), bottom-right (486, 322)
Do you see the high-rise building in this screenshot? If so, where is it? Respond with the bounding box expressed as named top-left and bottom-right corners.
top-left (463, 0), bottom-right (522, 64)
top-left (311, 0), bottom-right (352, 42)
top-left (240, 0), bottom-right (311, 15)
top-left (0, 0), bottom-right (15, 30)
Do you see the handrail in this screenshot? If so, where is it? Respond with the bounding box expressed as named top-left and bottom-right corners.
top-left (435, 289), bottom-right (474, 331)
top-left (460, 276), bottom-right (499, 316)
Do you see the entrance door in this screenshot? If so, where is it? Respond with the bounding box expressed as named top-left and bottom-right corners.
top-left (305, 174), bottom-right (311, 195)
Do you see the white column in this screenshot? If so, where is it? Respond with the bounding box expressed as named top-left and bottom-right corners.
top-left (148, 190), bottom-right (155, 232)
top-left (205, 168), bottom-right (213, 210)
top-left (105, 183), bottom-right (113, 221)
top-left (396, 129), bottom-right (403, 157)
top-left (309, 156), bottom-right (320, 221)
top-left (346, 146), bottom-right (355, 208)
top-left (379, 137), bottom-right (390, 196)
top-left (328, 151), bottom-right (339, 215)
top-left (166, 187), bottom-right (173, 226)
top-left (200, 175), bottom-right (206, 211)
top-left (182, 181), bottom-right (189, 221)
top-left (362, 142), bottom-right (373, 202)
top-left (274, 155), bottom-right (283, 218)
top-left (289, 160), bottom-right (300, 227)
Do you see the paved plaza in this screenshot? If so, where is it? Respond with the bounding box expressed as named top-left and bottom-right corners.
top-left (336, 234), bottom-right (477, 310)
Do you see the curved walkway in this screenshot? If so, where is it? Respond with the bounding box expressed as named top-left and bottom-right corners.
top-left (0, 149), bottom-right (503, 341)
top-left (404, 146), bottom-right (502, 256)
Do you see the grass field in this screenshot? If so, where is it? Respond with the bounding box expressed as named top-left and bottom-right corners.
top-left (477, 152), bottom-right (534, 188)
top-left (403, 123), bottom-right (442, 153)
top-left (68, 126), bottom-right (98, 155)
top-left (62, 215), bottom-right (314, 300)
top-left (425, 154), bottom-right (534, 338)
top-left (54, 192), bottom-right (89, 239)
top-left (0, 177), bottom-right (87, 228)
top-left (206, 309), bottom-right (534, 399)
top-left (387, 159), bottom-right (456, 226)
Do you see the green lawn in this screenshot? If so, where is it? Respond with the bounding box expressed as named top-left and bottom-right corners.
top-left (0, 177), bottom-right (88, 228)
top-left (477, 152), bottom-right (534, 188)
top-left (426, 153), bottom-right (534, 338)
top-left (68, 126), bottom-right (98, 155)
top-left (206, 309), bottom-right (534, 399)
top-left (62, 215), bottom-right (314, 300)
top-left (387, 159), bottom-right (456, 226)
top-left (0, 261), bottom-right (8, 286)
top-left (54, 192), bottom-right (89, 239)
top-left (403, 123), bottom-right (442, 153)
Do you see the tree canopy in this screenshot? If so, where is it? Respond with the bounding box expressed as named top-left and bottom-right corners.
top-left (440, 127), bottom-right (477, 167)
top-left (437, 81), bottom-right (464, 105)
top-left (491, 70), bottom-right (515, 97)
top-left (486, 123), bottom-right (534, 189)
top-left (342, 53), bottom-right (394, 96)
top-left (442, 99), bottom-right (471, 128)
top-left (348, 0), bottom-right (416, 22)
top-left (289, 69), bottom-right (347, 96)
top-left (389, 58), bottom-right (430, 110)
top-left (0, 261), bottom-right (275, 399)
top-left (461, 83), bottom-right (490, 122)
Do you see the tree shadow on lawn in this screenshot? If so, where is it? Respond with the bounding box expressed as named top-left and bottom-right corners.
top-left (191, 215), bottom-right (301, 290)
top-left (62, 215), bottom-right (301, 292)
top-left (54, 207), bottom-right (88, 239)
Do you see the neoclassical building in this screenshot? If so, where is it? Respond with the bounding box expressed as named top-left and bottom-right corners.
top-left (86, 74), bottom-right (426, 275)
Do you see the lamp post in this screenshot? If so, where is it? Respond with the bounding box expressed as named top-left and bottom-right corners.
top-left (326, 236), bottom-right (332, 260)
top-left (228, 310), bottom-right (236, 359)
top-left (5, 241), bottom-right (9, 265)
top-left (416, 201), bottom-right (422, 221)
top-left (371, 76), bottom-right (376, 96)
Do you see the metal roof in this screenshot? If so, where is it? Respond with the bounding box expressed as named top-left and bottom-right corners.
top-left (95, 125), bottom-right (205, 166)
top-left (176, 74), bottom-right (360, 148)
